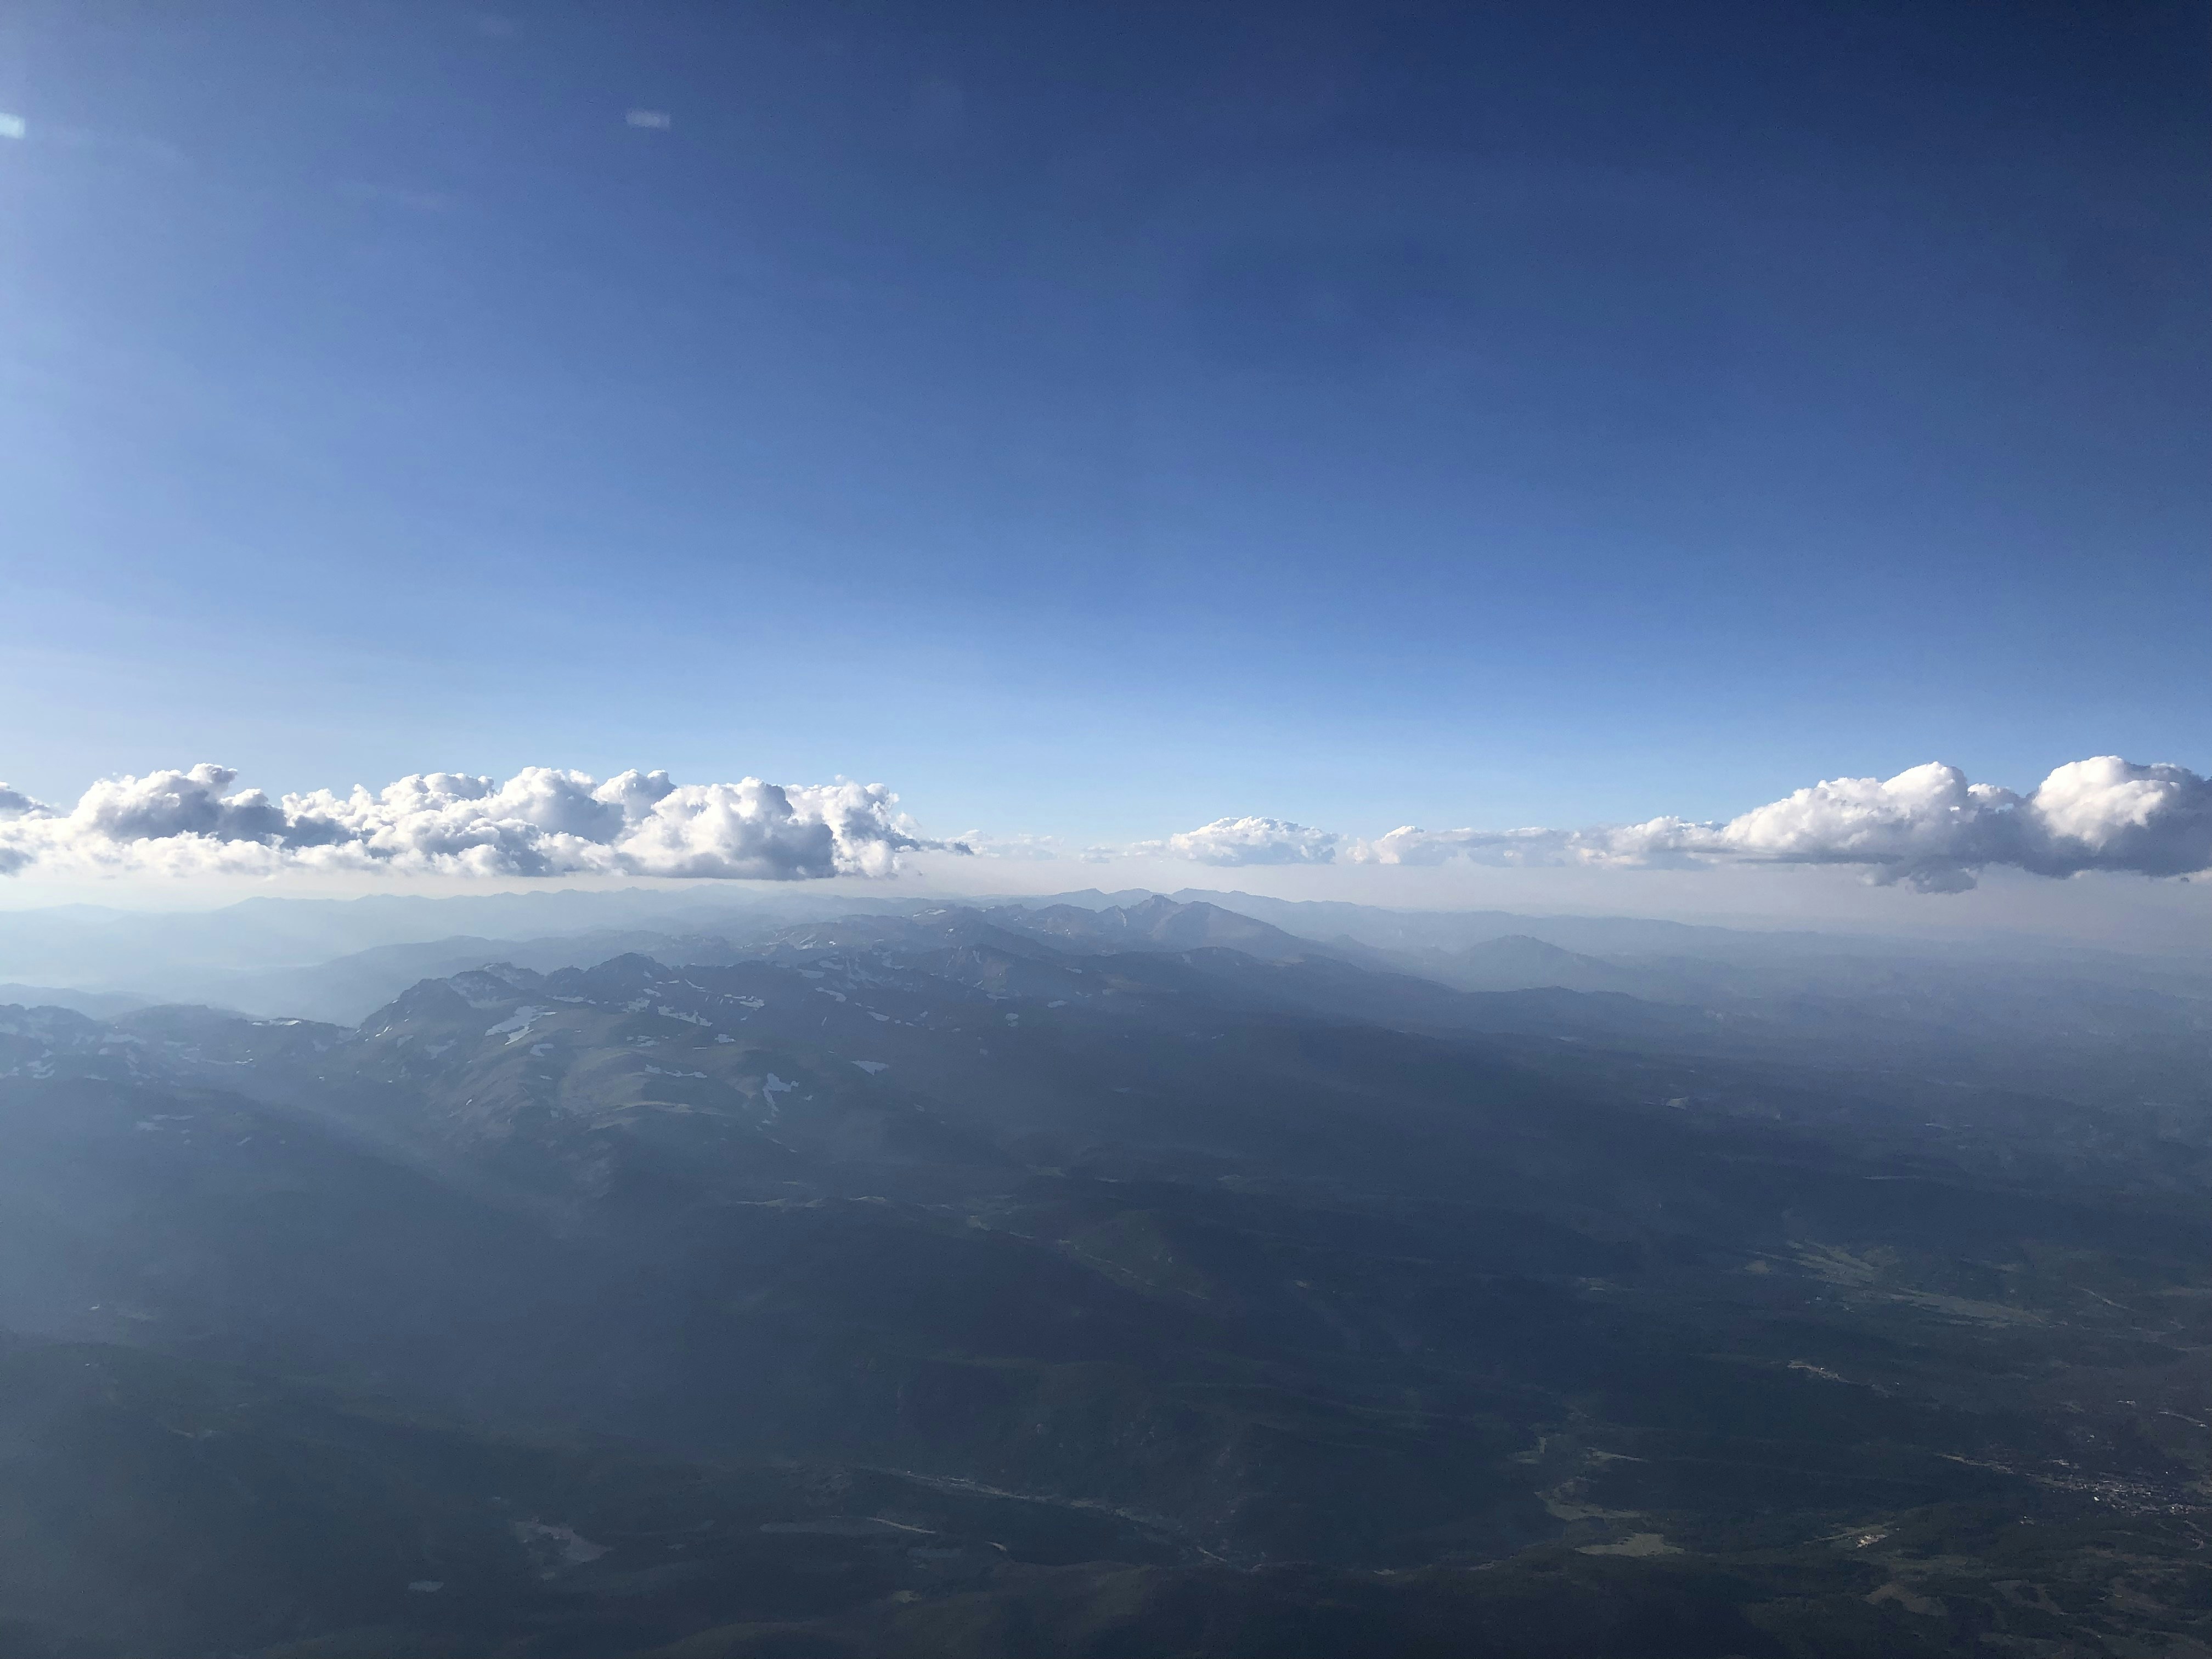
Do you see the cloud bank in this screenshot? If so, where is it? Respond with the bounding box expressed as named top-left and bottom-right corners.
top-left (1131, 816), bottom-right (1342, 866)
top-left (1149, 757), bottom-right (2212, 892)
top-left (0, 764), bottom-right (955, 881)
top-left (9, 754), bottom-right (2204, 893)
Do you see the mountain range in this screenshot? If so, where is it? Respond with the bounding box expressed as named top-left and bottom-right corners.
top-left (2, 895), bottom-right (2209, 1654)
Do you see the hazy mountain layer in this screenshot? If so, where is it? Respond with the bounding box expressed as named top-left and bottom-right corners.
top-left (2, 899), bottom-right (2209, 1654)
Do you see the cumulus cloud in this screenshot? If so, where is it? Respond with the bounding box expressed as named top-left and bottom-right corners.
top-left (14, 754), bottom-right (2206, 894)
top-left (0, 764), bottom-right (959, 881)
top-left (1155, 757), bottom-right (2212, 892)
top-left (1131, 816), bottom-right (1341, 866)
top-left (1677, 757), bottom-right (2209, 890)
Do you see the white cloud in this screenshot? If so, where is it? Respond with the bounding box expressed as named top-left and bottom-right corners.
top-left (1158, 757), bottom-right (2212, 892)
top-left (0, 764), bottom-right (958, 881)
top-left (956, 830), bottom-right (1074, 862)
top-left (2008, 756), bottom-right (2212, 878)
top-left (1682, 756), bottom-right (2211, 889)
top-left (12, 754), bottom-right (2205, 894)
top-left (1350, 825), bottom-right (1590, 868)
top-left (1132, 816), bottom-right (1341, 866)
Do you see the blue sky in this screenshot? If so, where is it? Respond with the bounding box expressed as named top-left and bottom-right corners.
top-left (2, 0), bottom-right (2207, 855)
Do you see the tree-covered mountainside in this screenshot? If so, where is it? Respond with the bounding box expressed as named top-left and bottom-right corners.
top-left (3, 900), bottom-right (2209, 1655)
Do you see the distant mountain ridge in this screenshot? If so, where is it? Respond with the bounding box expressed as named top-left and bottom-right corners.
top-left (0, 983), bottom-right (154, 1020)
top-left (7, 894), bottom-right (2205, 1110)
top-left (9, 880), bottom-right (2207, 1020)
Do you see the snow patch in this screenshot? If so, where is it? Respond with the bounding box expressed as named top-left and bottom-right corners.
top-left (513, 1520), bottom-right (608, 1572)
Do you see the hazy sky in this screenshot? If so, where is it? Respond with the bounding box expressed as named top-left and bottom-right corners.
top-left (2, 1), bottom-right (2207, 899)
